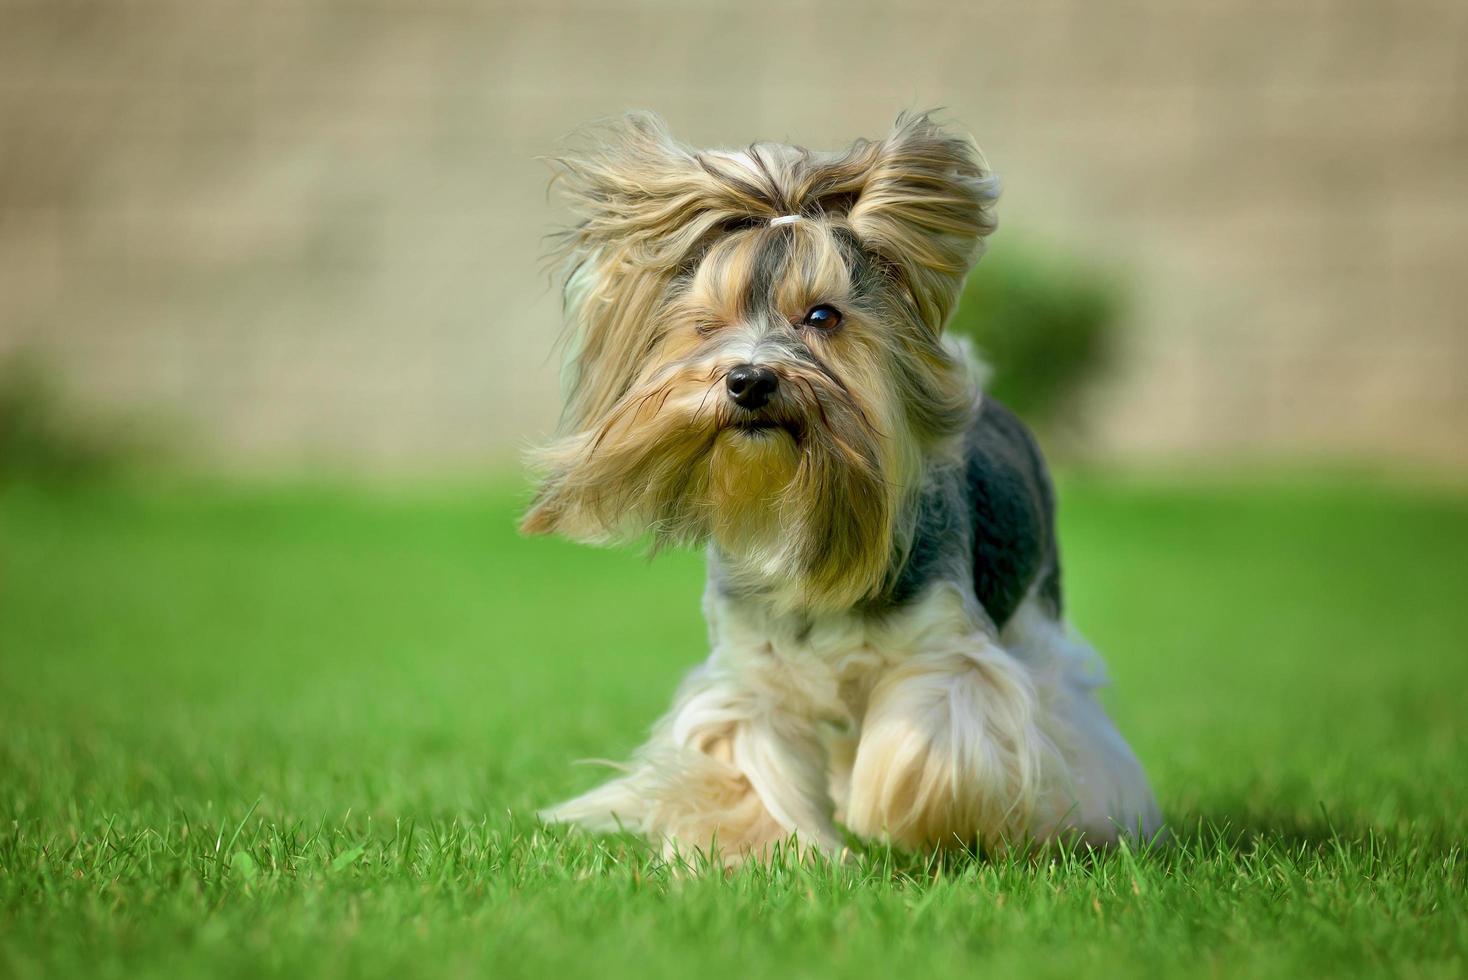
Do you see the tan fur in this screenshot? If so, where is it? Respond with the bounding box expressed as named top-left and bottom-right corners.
top-left (542, 584), bottom-right (1161, 860)
top-left (528, 113), bottom-right (1160, 860)
top-left (525, 112), bottom-right (992, 613)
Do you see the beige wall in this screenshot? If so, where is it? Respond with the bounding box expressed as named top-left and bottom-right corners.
top-left (2, 0), bottom-right (1465, 468)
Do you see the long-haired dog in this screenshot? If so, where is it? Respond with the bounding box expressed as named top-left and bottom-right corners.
top-left (524, 112), bottom-right (1161, 860)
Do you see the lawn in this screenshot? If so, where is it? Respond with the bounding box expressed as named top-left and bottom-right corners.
top-left (1, 472), bottom-right (1465, 978)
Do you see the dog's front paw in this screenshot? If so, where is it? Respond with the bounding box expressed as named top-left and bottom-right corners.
top-left (844, 642), bottom-right (1059, 849)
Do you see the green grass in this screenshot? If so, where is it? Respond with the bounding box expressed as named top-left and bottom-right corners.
top-left (2, 473), bottom-right (1466, 978)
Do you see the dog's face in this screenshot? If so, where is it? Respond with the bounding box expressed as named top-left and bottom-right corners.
top-left (523, 113), bottom-right (998, 611)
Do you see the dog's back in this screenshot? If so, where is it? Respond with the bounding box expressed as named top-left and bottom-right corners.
top-left (888, 396), bottom-right (1060, 630)
top-left (966, 397), bottom-right (1062, 627)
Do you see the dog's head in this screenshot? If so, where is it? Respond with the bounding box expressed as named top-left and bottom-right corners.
top-left (523, 112), bottom-right (998, 611)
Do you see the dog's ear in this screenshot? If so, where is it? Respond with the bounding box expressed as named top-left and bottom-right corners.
top-left (531, 112), bottom-right (755, 538)
top-left (549, 112), bottom-right (717, 271)
top-left (546, 112), bottom-right (691, 435)
top-left (548, 112), bottom-right (765, 434)
top-left (837, 113), bottom-right (999, 333)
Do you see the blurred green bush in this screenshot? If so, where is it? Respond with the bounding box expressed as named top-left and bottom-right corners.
top-left (0, 352), bottom-right (164, 483)
top-left (948, 243), bottom-right (1122, 434)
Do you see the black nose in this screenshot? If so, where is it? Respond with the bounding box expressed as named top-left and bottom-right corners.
top-left (725, 364), bottom-right (779, 409)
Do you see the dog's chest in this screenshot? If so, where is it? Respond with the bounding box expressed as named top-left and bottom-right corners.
top-left (706, 584), bottom-right (976, 721)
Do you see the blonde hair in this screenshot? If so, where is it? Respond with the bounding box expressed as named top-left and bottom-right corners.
top-left (525, 112), bottom-right (999, 612)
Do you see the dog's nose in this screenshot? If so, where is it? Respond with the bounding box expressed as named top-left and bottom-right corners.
top-left (725, 364), bottom-right (779, 409)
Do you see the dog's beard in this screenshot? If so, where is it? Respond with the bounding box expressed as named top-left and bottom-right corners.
top-left (523, 359), bottom-right (900, 611)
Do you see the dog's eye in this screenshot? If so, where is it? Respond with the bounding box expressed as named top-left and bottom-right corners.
top-left (801, 305), bottom-right (843, 331)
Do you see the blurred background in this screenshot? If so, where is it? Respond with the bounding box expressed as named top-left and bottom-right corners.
top-left (4, 9), bottom-right (1468, 974)
top-left (3, 0), bottom-right (1465, 475)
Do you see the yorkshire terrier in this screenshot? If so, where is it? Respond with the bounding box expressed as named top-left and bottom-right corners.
top-left (524, 112), bottom-right (1161, 860)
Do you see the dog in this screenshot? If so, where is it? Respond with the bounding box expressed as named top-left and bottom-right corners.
top-left (523, 112), bottom-right (1161, 860)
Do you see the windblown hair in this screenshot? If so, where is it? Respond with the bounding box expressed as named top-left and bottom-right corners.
top-left (523, 112), bottom-right (1000, 612)
top-left (528, 115), bottom-right (1165, 860)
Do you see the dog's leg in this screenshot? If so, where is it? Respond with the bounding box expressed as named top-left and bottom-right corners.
top-left (844, 633), bottom-right (1061, 850)
top-left (823, 723), bottom-right (860, 828)
top-left (540, 661), bottom-right (840, 861)
top-left (999, 596), bottom-right (1163, 844)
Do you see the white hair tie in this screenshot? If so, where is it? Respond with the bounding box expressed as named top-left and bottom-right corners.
top-left (769, 214), bottom-right (802, 227)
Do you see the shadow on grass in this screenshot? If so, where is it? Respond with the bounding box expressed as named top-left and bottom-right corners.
top-left (1161, 806), bottom-right (1462, 862)
top-left (537, 805), bottom-right (1464, 883)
